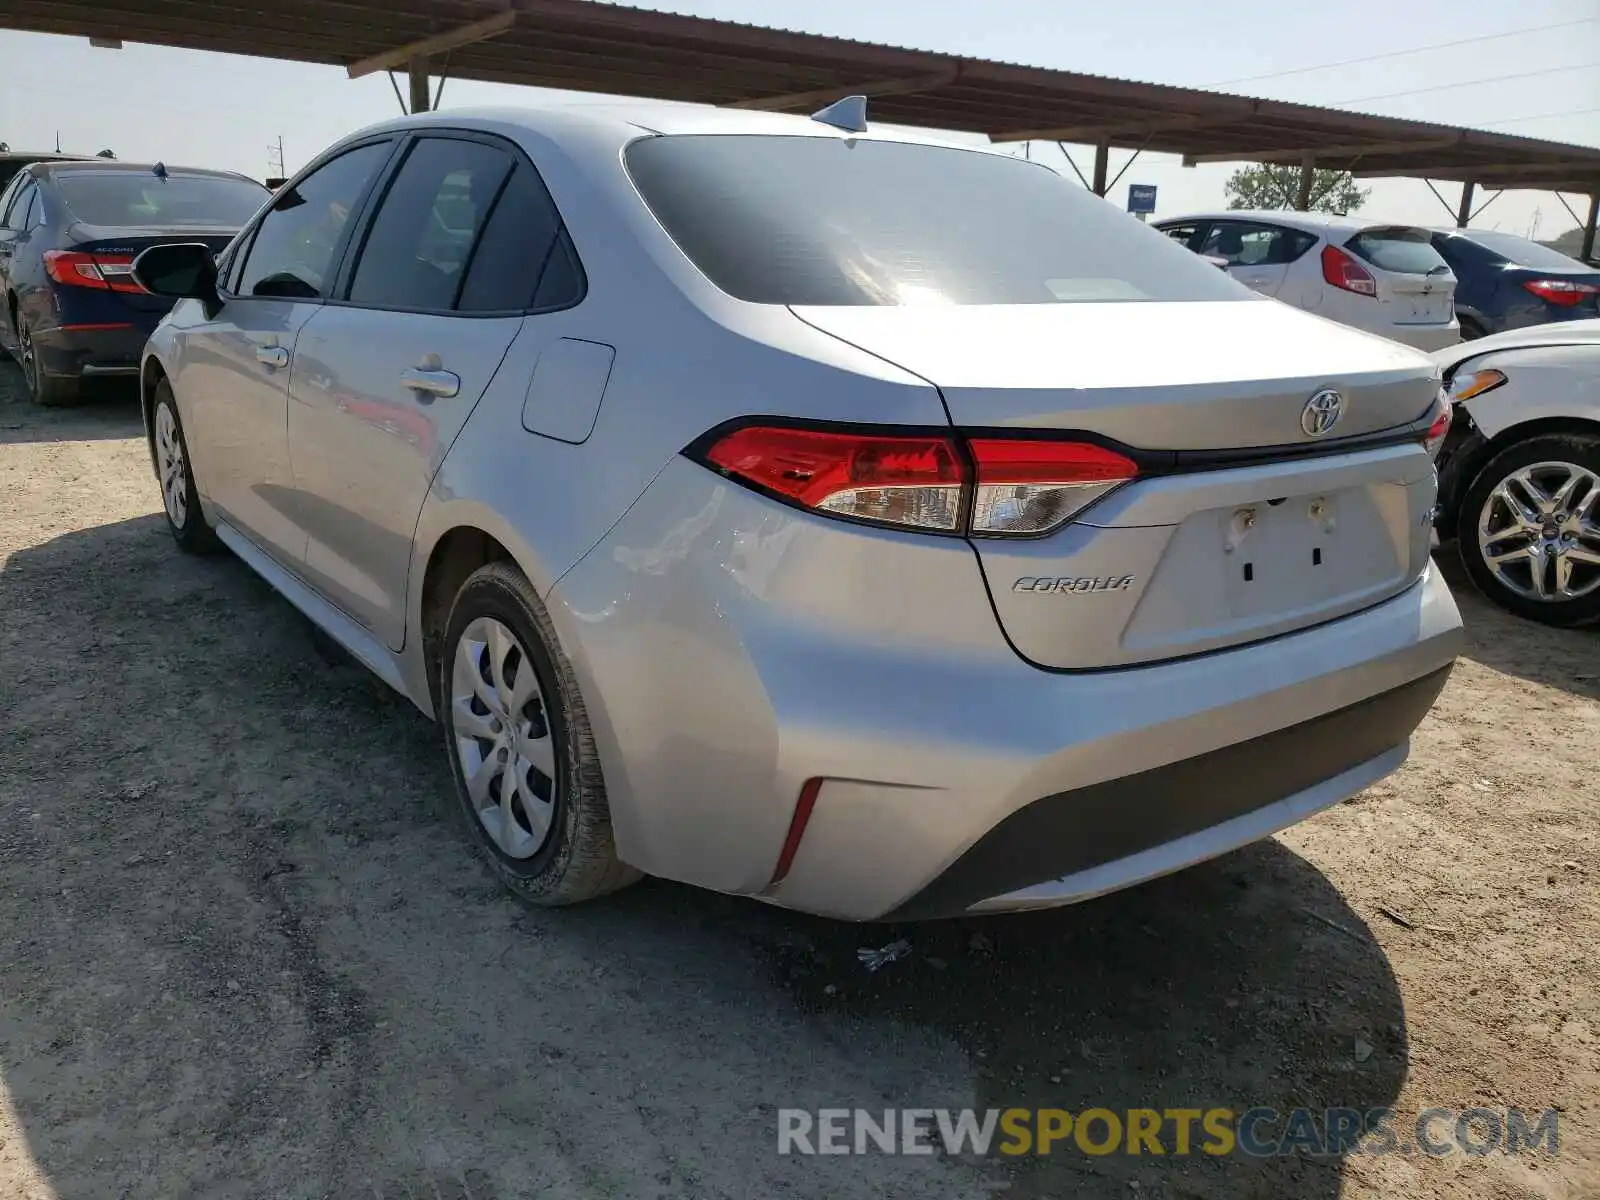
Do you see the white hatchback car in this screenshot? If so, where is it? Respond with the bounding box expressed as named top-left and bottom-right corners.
top-left (1156, 211), bottom-right (1460, 351)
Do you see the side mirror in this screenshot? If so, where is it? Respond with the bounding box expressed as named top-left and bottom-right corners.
top-left (1202, 254), bottom-right (1231, 271)
top-left (132, 242), bottom-right (220, 314)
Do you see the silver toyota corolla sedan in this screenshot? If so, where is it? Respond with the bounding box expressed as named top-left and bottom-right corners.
top-left (133, 102), bottom-right (1463, 921)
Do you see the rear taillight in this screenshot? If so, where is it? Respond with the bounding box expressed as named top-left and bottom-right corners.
top-left (1321, 244), bottom-right (1377, 297)
top-left (701, 425), bottom-right (964, 531)
top-left (967, 438), bottom-right (1138, 535)
top-left (1523, 279), bottom-right (1599, 307)
top-left (43, 250), bottom-right (146, 294)
top-left (696, 423), bottom-right (1137, 537)
top-left (1422, 393), bottom-right (1452, 460)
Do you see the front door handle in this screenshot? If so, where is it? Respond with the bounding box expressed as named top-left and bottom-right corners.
top-left (400, 367), bottom-right (460, 398)
top-left (255, 345), bottom-right (290, 369)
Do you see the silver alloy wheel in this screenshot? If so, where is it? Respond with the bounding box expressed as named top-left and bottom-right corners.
top-left (450, 616), bottom-right (557, 860)
top-left (1477, 460), bottom-right (1600, 602)
top-left (154, 403), bottom-right (189, 528)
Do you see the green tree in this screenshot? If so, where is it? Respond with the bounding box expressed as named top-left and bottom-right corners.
top-left (1224, 164), bottom-right (1369, 215)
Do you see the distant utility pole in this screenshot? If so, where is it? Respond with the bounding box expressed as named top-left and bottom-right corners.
top-left (267, 135), bottom-right (285, 178)
top-left (54, 131), bottom-right (60, 152)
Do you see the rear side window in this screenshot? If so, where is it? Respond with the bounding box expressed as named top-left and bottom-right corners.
top-left (626, 135), bottom-right (1245, 306)
top-left (22, 188), bottom-right (41, 229)
top-left (455, 162), bottom-right (581, 312)
top-left (237, 141), bottom-right (392, 300)
top-left (348, 136), bottom-right (514, 311)
top-left (54, 171), bottom-right (268, 227)
top-left (0, 178), bottom-right (31, 229)
top-left (1345, 228), bottom-right (1450, 276)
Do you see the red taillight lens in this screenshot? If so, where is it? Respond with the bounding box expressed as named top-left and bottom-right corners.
top-left (697, 424), bottom-right (1137, 536)
top-left (43, 250), bottom-right (145, 294)
top-left (967, 438), bottom-right (1138, 535)
top-left (702, 425), bottom-right (965, 531)
top-left (1422, 394), bottom-right (1452, 460)
top-left (1321, 244), bottom-right (1377, 297)
top-left (1523, 278), bottom-right (1599, 307)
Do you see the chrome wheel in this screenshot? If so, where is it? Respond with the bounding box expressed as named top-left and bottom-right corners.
top-left (154, 403), bottom-right (189, 528)
top-left (1477, 460), bottom-right (1600, 602)
top-left (450, 616), bottom-right (557, 860)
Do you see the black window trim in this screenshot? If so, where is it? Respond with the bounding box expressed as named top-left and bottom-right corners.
top-left (220, 134), bottom-right (403, 305)
top-left (323, 127), bottom-right (588, 320)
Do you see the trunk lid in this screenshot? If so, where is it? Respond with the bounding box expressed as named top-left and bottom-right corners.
top-left (1342, 226), bottom-right (1456, 327)
top-left (67, 224), bottom-right (239, 313)
top-left (793, 300), bottom-right (1440, 669)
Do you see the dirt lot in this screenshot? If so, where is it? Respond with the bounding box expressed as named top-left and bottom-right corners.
top-left (0, 368), bottom-right (1596, 1200)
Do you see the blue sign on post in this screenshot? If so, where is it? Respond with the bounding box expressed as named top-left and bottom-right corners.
top-left (1127, 184), bottom-right (1158, 214)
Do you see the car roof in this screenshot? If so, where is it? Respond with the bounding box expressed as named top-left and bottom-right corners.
top-left (347, 99), bottom-right (996, 154)
top-left (1156, 210), bottom-right (1420, 236)
top-left (35, 160), bottom-right (262, 184)
top-left (0, 151), bottom-right (93, 162)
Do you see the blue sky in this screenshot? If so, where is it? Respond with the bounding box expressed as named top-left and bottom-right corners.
top-left (1, 0), bottom-right (1596, 236)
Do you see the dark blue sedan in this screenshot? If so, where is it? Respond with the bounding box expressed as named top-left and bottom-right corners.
top-left (0, 159), bottom-right (267, 405)
top-left (1430, 228), bottom-right (1600, 341)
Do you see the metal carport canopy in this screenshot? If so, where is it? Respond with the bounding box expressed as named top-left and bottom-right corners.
top-left (7, 0), bottom-right (1599, 212)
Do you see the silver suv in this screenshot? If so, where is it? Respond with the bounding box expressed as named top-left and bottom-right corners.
top-left (135, 104), bottom-right (1462, 921)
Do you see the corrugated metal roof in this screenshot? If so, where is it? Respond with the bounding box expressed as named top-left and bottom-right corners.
top-left (5, 0), bottom-right (1598, 191)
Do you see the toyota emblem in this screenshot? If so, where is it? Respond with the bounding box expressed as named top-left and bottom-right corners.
top-left (1301, 389), bottom-right (1345, 437)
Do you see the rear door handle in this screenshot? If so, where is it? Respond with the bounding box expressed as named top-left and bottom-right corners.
top-left (400, 367), bottom-right (460, 398)
top-left (255, 345), bottom-right (290, 368)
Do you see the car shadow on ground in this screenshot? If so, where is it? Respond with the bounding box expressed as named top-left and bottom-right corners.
top-left (0, 362), bottom-right (143, 444)
top-left (1433, 549), bottom-right (1600, 702)
top-left (0, 513), bottom-right (1407, 1200)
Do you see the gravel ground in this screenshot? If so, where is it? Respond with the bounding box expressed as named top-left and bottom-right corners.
top-left (0, 368), bottom-right (1595, 1200)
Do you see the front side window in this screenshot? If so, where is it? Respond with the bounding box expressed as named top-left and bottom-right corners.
top-left (348, 137), bottom-right (513, 310)
top-left (237, 141), bottom-right (392, 300)
top-left (626, 135), bottom-right (1245, 306)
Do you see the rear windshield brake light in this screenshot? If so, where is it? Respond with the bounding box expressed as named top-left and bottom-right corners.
top-left (694, 423), bottom-right (1137, 537)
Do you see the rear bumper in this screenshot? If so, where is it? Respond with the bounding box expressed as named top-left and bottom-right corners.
top-left (887, 665), bottom-right (1449, 919)
top-left (551, 459), bottom-right (1464, 922)
top-left (33, 323), bottom-right (152, 381)
top-left (1387, 323), bottom-right (1461, 352)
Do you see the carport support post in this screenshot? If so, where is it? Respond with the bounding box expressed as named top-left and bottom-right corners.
top-left (1294, 156), bottom-right (1315, 211)
top-left (1455, 180), bottom-right (1475, 229)
top-left (1091, 143), bottom-right (1108, 196)
top-left (409, 57), bottom-right (432, 114)
top-left (1582, 190), bottom-right (1599, 262)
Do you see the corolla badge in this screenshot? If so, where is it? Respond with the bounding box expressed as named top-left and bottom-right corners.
top-left (1301, 388), bottom-right (1345, 437)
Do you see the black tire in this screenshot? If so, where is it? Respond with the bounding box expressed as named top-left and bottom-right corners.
top-left (1457, 315), bottom-right (1487, 341)
top-left (1455, 432), bottom-right (1600, 628)
top-left (438, 561), bottom-right (640, 905)
top-left (151, 380), bottom-right (221, 554)
top-left (19, 317), bottom-right (80, 407)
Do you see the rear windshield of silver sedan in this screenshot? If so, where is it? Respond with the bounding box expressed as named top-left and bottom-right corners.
top-left (625, 135), bottom-right (1248, 306)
